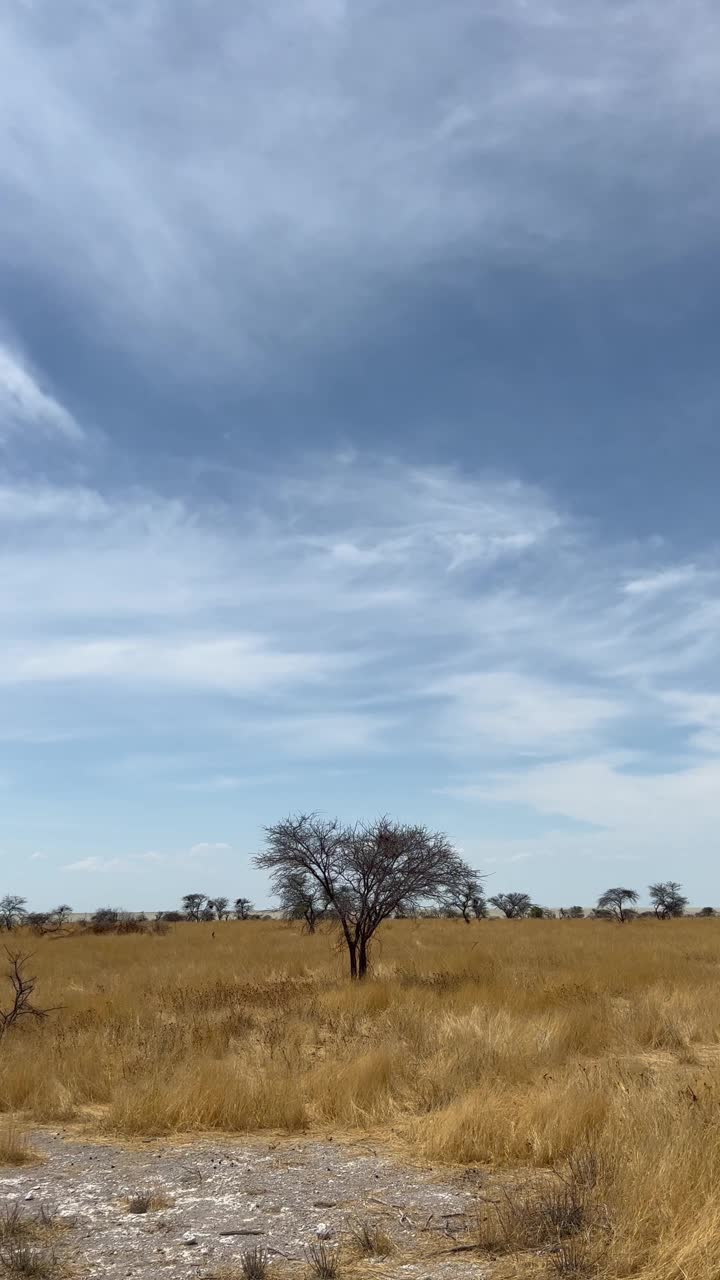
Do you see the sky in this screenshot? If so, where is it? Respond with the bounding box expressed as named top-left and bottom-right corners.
top-left (2, 0), bottom-right (720, 912)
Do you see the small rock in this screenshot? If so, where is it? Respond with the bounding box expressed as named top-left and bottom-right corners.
top-left (24, 1193), bottom-right (34, 1202)
top-left (315, 1223), bottom-right (332, 1239)
top-left (181, 1231), bottom-right (198, 1246)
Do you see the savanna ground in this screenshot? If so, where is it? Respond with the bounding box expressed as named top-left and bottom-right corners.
top-left (1, 918), bottom-right (720, 1279)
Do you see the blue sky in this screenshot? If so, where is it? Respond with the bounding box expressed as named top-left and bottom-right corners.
top-left (2, 0), bottom-right (720, 911)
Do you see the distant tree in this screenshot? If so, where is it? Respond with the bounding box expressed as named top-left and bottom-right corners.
top-left (560, 906), bottom-right (585, 919)
top-left (159, 910), bottom-right (183, 923)
top-left (256, 813), bottom-right (470, 978)
top-left (234, 897), bottom-right (253, 920)
top-left (698, 906), bottom-right (716, 918)
top-left (116, 912), bottom-right (146, 934)
top-left (207, 896), bottom-right (230, 921)
top-left (200, 905), bottom-right (215, 922)
top-left (442, 868), bottom-right (487, 923)
top-left (182, 893), bottom-right (207, 922)
top-left (26, 912), bottom-right (50, 934)
top-left (528, 904), bottom-right (545, 919)
top-left (90, 906), bottom-right (119, 933)
top-left (649, 881), bottom-right (688, 919)
top-left (50, 904), bottom-right (73, 929)
top-left (489, 892), bottom-right (533, 919)
top-left (0, 897), bottom-right (27, 931)
top-left (596, 886), bottom-right (638, 923)
top-left (279, 873), bottom-right (326, 933)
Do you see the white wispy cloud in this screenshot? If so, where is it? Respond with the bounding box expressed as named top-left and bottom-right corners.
top-left (427, 672), bottom-right (622, 753)
top-left (64, 856), bottom-right (127, 873)
top-left (624, 566), bottom-right (699, 596)
top-left (2, 635), bottom-right (342, 693)
top-left (0, 345), bottom-right (84, 443)
top-left (4, 449), bottom-right (720, 887)
top-left (189, 842), bottom-right (231, 856)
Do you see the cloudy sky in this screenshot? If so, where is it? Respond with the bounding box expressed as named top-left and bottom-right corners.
top-left (2, 0), bottom-right (720, 911)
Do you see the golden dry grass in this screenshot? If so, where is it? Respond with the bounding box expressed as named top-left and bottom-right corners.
top-left (0, 1122), bottom-right (41, 1167)
top-left (2, 917), bottom-right (720, 1277)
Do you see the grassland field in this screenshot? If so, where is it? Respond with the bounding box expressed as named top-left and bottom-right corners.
top-left (2, 917), bottom-right (720, 1278)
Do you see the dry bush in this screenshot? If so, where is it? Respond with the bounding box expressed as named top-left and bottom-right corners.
top-left (240, 1246), bottom-right (270, 1280)
top-left (0, 1206), bottom-right (64, 1253)
top-left (0, 1243), bottom-right (59, 1279)
top-left (349, 1218), bottom-right (394, 1257)
top-left (304, 1242), bottom-right (339, 1279)
top-left (125, 1191), bottom-right (173, 1214)
top-left (547, 1236), bottom-right (594, 1277)
top-left (0, 1126), bottom-right (40, 1168)
top-left (0, 1208), bottom-right (34, 1248)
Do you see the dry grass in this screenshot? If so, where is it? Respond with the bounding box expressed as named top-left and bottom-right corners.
top-left (2, 918), bottom-right (720, 1277)
top-left (304, 1242), bottom-right (340, 1279)
top-left (348, 1217), bottom-right (394, 1258)
top-left (0, 1205), bottom-right (64, 1279)
top-left (0, 1125), bottom-right (40, 1168)
top-left (125, 1190), bottom-right (173, 1214)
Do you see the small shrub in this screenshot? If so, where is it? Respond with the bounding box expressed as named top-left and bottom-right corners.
top-left (125, 1192), bottom-right (172, 1214)
top-left (547, 1236), bottom-right (593, 1277)
top-left (0, 1243), bottom-right (58, 1278)
top-left (476, 1163), bottom-right (593, 1257)
top-left (0, 1126), bottom-right (40, 1168)
top-left (305, 1242), bottom-right (339, 1279)
top-left (0, 1206), bottom-right (33, 1245)
top-left (349, 1219), bottom-right (393, 1257)
top-left (240, 1246), bottom-right (270, 1280)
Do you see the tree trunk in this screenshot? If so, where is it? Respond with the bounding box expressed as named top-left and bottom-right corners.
top-left (358, 937), bottom-right (369, 979)
top-left (347, 938), bottom-right (358, 979)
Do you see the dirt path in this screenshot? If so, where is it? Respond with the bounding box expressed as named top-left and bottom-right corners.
top-left (1, 1131), bottom-right (489, 1278)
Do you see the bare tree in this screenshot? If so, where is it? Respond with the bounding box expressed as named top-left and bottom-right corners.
top-left (0, 897), bottom-right (27, 931)
top-left (234, 897), bottom-right (253, 920)
top-left (279, 872), bottom-right (326, 933)
top-left (489, 892), bottom-right (533, 919)
top-left (256, 814), bottom-right (470, 978)
top-left (49, 904), bottom-right (73, 931)
top-left (560, 906), bottom-right (585, 919)
top-left (648, 881), bottom-right (688, 919)
top-left (182, 893), bottom-right (207, 922)
top-left (208, 896), bottom-right (231, 921)
top-left (0, 951), bottom-right (53, 1038)
top-left (442, 868), bottom-right (487, 923)
top-left (596, 886), bottom-right (638, 923)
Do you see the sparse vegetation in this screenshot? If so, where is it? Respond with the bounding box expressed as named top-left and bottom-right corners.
top-left (0, 1243), bottom-right (58, 1279)
top-left (1, 914), bottom-right (720, 1275)
top-left (240, 1246), bottom-right (270, 1280)
top-left (304, 1242), bottom-right (339, 1279)
top-left (125, 1191), bottom-right (172, 1214)
top-left (349, 1218), bottom-right (393, 1257)
top-left (0, 1125), bottom-right (40, 1168)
